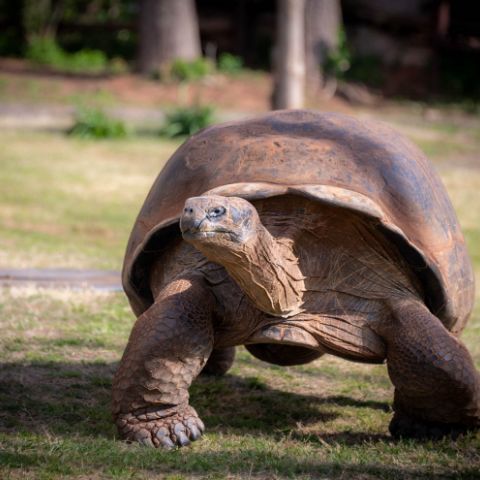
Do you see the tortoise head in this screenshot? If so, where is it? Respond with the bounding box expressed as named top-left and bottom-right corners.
top-left (180, 194), bottom-right (304, 317)
top-left (180, 195), bottom-right (260, 252)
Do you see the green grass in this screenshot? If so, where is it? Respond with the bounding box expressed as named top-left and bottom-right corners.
top-left (0, 131), bottom-right (178, 269)
top-left (0, 117), bottom-right (480, 479)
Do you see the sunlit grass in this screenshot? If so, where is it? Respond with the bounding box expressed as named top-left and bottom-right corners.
top-left (0, 131), bottom-right (179, 269)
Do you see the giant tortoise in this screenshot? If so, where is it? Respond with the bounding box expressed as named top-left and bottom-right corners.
top-left (112, 110), bottom-right (478, 448)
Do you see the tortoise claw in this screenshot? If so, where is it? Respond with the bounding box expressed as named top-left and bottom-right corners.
top-left (173, 423), bottom-right (191, 446)
top-left (196, 417), bottom-right (205, 433)
top-left (177, 432), bottom-right (191, 446)
top-left (188, 424), bottom-right (201, 440)
top-left (159, 436), bottom-right (176, 449)
top-left (155, 427), bottom-right (176, 450)
top-left (135, 428), bottom-right (155, 447)
top-left (116, 404), bottom-right (205, 449)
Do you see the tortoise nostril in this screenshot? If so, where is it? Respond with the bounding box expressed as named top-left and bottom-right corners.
top-left (184, 207), bottom-right (194, 214)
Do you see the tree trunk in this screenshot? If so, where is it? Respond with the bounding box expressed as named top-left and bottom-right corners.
top-left (137, 0), bottom-right (201, 74)
top-left (272, 0), bottom-right (306, 109)
top-left (305, 0), bottom-right (342, 92)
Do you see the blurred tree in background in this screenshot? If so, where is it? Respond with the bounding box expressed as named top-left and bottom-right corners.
top-left (273, 0), bottom-right (306, 109)
top-left (305, 0), bottom-right (342, 92)
top-left (137, 0), bottom-right (201, 74)
top-left (0, 0), bottom-right (478, 104)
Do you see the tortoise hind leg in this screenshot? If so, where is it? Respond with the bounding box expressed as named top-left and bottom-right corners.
top-left (201, 347), bottom-right (236, 376)
top-left (381, 299), bottom-right (480, 439)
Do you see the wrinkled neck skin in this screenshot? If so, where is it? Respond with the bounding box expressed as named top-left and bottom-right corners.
top-left (195, 223), bottom-right (305, 318)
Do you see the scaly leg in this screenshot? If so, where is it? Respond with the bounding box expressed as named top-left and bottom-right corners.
top-left (112, 274), bottom-right (215, 448)
top-left (381, 299), bottom-right (480, 439)
top-left (201, 347), bottom-right (236, 376)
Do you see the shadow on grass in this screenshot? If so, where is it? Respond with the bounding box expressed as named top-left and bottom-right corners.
top-left (1, 360), bottom-right (478, 478)
top-left (0, 360), bottom-right (118, 438)
top-left (0, 360), bottom-right (390, 443)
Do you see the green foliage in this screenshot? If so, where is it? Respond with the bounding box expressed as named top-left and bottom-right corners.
top-left (26, 35), bottom-right (64, 66)
top-left (217, 52), bottom-right (244, 74)
top-left (160, 105), bottom-right (215, 138)
top-left (170, 58), bottom-right (214, 82)
top-left (63, 49), bottom-right (109, 74)
top-left (167, 54), bottom-right (245, 82)
top-left (26, 36), bottom-right (109, 74)
top-left (68, 107), bottom-right (128, 139)
top-left (324, 29), bottom-right (351, 80)
top-left (346, 55), bottom-right (384, 88)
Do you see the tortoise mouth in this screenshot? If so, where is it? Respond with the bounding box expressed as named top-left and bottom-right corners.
top-left (182, 227), bottom-right (240, 242)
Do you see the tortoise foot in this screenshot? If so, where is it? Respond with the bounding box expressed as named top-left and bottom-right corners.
top-left (116, 404), bottom-right (205, 449)
top-left (389, 412), bottom-right (473, 441)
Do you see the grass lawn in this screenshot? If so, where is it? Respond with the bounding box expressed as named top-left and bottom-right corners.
top-left (0, 114), bottom-right (480, 479)
top-left (0, 131), bottom-right (178, 269)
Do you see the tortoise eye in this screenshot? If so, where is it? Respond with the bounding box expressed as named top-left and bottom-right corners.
top-left (208, 206), bottom-right (226, 218)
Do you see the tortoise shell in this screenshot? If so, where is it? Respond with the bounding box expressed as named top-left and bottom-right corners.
top-left (122, 110), bottom-right (474, 333)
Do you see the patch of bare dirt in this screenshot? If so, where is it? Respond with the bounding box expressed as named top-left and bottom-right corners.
top-left (0, 58), bottom-right (353, 114)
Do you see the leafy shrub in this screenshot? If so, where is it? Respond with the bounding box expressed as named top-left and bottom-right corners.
top-left (217, 53), bottom-right (244, 74)
top-left (68, 107), bottom-right (128, 139)
top-left (160, 105), bottom-right (215, 138)
top-left (324, 29), bottom-right (351, 79)
top-left (170, 58), bottom-right (213, 81)
top-left (26, 36), bottom-right (64, 66)
top-left (63, 49), bottom-right (108, 74)
top-left (26, 36), bottom-right (109, 74)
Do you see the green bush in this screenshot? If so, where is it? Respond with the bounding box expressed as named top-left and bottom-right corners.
top-left (324, 29), bottom-right (351, 80)
top-left (68, 107), bottom-right (128, 139)
top-left (160, 105), bottom-right (215, 138)
top-left (170, 58), bottom-right (213, 81)
top-left (217, 52), bottom-right (244, 74)
top-left (26, 36), bottom-right (109, 74)
top-left (62, 49), bottom-right (108, 74)
top-left (26, 35), bottom-right (64, 66)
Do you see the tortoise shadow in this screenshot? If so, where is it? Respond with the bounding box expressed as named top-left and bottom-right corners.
top-left (191, 372), bottom-right (391, 441)
top-left (0, 359), bottom-right (391, 446)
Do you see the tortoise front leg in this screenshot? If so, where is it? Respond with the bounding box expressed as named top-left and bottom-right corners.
top-left (112, 275), bottom-right (214, 448)
top-left (381, 299), bottom-right (480, 439)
